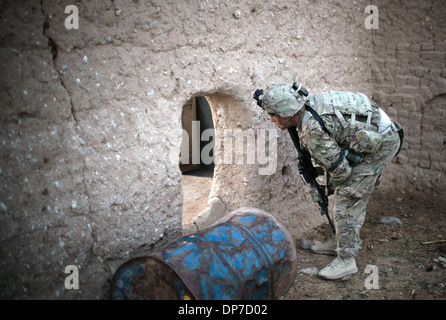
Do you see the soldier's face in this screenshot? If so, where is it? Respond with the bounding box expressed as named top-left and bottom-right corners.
top-left (270, 115), bottom-right (295, 130)
top-left (270, 115), bottom-right (284, 130)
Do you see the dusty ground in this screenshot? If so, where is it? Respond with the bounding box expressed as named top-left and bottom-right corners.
top-left (182, 175), bottom-right (446, 300)
top-left (283, 188), bottom-right (446, 300)
top-left (182, 174), bottom-right (214, 225)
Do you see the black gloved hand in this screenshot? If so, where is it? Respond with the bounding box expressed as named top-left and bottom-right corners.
top-left (253, 89), bottom-right (264, 107)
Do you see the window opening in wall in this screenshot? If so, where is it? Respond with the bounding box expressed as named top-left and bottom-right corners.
top-left (180, 96), bottom-right (214, 225)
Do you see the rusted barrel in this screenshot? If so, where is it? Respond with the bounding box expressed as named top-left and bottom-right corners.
top-left (111, 207), bottom-right (297, 300)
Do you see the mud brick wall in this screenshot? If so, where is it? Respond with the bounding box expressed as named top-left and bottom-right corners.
top-left (371, 0), bottom-right (446, 194)
top-left (0, 0), bottom-right (374, 299)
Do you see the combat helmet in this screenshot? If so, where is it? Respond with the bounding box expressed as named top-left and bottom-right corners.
top-left (253, 82), bottom-right (309, 117)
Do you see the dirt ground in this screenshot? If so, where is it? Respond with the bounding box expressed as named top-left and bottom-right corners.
top-left (182, 174), bottom-right (446, 300)
top-left (284, 188), bottom-right (446, 300)
top-left (182, 174), bottom-right (214, 225)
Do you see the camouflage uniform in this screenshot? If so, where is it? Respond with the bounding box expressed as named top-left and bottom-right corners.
top-left (298, 91), bottom-right (401, 258)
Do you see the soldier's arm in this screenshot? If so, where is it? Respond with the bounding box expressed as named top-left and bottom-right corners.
top-left (301, 117), bottom-right (352, 188)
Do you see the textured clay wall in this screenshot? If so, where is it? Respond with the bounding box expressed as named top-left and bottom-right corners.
top-left (1, 0), bottom-right (375, 299)
top-left (371, 0), bottom-right (446, 194)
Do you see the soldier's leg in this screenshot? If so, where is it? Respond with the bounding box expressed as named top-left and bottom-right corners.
top-left (318, 130), bottom-right (401, 279)
top-left (333, 174), bottom-right (378, 258)
top-left (317, 174), bottom-right (377, 280)
top-left (333, 130), bottom-right (401, 258)
top-left (310, 174), bottom-right (380, 256)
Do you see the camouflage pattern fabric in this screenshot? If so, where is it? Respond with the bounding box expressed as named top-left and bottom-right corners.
top-left (262, 83), bottom-right (306, 117)
top-left (298, 91), bottom-right (401, 258)
top-left (350, 129), bottom-right (383, 154)
top-left (333, 131), bottom-right (400, 258)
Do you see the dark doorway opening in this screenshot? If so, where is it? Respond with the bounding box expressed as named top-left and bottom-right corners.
top-left (180, 96), bottom-right (214, 224)
top-left (180, 96), bottom-right (214, 178)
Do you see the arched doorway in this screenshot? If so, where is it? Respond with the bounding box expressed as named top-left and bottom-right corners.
top-left (180, 96), bottom-right (214, 224)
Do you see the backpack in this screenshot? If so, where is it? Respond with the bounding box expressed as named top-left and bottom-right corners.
top-left (304, 91), bottom-right (383, 154)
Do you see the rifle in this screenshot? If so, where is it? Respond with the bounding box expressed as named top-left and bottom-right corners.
top-left (287, 126), bottom-right (336, 235)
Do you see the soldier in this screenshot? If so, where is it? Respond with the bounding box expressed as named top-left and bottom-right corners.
top-left (253, 82), bottom-right (404, 280)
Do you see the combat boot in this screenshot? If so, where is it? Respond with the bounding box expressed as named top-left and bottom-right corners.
top-left (318, 257), bottom-right (358, 280)
top-left (310, 238), bottom-right (337, 256)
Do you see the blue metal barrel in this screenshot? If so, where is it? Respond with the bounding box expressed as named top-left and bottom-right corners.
top-left (111, 207), bottom-right (297, 300)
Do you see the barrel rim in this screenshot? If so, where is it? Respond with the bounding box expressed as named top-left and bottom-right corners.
top-left (111, 255), bottom-right (198, 300)
top-left (146, 255), bottom-right (200, 300)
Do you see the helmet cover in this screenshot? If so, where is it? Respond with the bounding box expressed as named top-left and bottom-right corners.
top-left (261, 83), bottom-right (307, 117)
